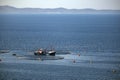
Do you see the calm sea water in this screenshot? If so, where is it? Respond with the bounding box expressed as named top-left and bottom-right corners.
top-left (0, 14), bottom-right (120, 80)
top-left (0, 14), bottom-right (120, 53)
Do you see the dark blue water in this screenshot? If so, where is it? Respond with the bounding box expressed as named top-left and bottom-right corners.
top-left (0, 14), bottom-right (120, 53)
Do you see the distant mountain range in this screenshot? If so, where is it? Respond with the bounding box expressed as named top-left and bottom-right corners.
top-left (0, 6), bottom-right (120, 14)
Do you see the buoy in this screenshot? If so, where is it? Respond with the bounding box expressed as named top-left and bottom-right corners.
top-left (78, 54), bottom-right (80, 56)
top-left (12, 53), bottom-right (16, 56)
top-left (112, 69), bottom-right (116, 73)
top-left (73, 60), bottom-right (76, 63)
top-left (0, 59), bottom-right (2, 62)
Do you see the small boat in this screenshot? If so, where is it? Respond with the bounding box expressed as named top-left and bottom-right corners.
top-left (48, 50), bottom-right (56, 56)
top-left (34, 48), bottom-right (56, 56)
top-left (0, 59), bottom-right (2, 61)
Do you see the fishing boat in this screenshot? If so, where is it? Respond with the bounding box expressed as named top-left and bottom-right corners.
top-left (34, 48), bottom-right (56, 56)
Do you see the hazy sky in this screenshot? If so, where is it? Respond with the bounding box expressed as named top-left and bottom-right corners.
top-left (0, 0), bottom-right (120, 10)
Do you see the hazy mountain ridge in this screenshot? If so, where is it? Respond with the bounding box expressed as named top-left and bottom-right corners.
top-left (0, 6), bottom-right (120, 14)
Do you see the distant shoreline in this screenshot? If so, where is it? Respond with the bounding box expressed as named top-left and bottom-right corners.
top-left (0, 13), bottom-right (120, 15)
top-left (0, 6), bottom-right (120, 14)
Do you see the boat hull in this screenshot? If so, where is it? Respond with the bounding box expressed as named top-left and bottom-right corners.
top-left (34, 51), bottom-right (56, 56)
